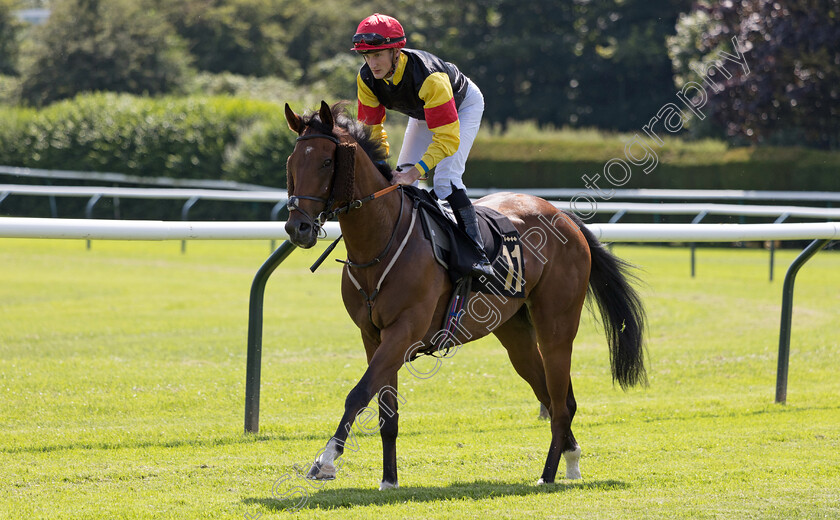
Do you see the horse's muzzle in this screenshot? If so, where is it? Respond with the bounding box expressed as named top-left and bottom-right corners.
top-left (285, 217), bottom-right (318, 249)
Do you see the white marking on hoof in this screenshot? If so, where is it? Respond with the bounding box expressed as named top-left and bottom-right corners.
top-left (563, 446), bottom-right (582, 480)
top-left (379, 480), bottom-right (399, 490)
top-left (306, 461), bottom-right (336, 480)
top-left (537, 478), bottom-right (547, 485)
top-left (306, 439), bottom-right (340, 480)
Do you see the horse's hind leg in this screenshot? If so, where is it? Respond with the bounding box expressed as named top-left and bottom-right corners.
top-left (563, 381), bottom-right (581, 479)
top-left (493, 304), bottom-right (582, 482)
top-left (492, 306), bottom-right (551, 412)
top-left (528, 291), bottom-right (586, 484)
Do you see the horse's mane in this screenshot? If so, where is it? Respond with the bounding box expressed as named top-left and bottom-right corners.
top-left (301, 101), bottom-right (393, 182)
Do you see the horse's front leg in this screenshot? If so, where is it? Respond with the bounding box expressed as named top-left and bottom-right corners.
top-left (378, 373), bottom-right (400, 490)
top-left (306, 318), bottom-right (423, 483)
top-left (352, 334), bottom-right (401, 489)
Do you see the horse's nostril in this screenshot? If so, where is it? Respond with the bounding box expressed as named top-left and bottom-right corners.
top-left (298, 222), bottom-right (311, 234)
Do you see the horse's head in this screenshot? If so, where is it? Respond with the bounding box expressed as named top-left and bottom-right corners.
top-left (284, 101), bottom-right (357, 248)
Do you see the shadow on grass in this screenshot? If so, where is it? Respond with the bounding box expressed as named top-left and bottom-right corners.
top-left (243, 479), bottom-right (628, 512)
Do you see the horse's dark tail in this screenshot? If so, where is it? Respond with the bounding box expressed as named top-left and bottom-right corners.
top-left (568, 212), bottom-right (648, 389)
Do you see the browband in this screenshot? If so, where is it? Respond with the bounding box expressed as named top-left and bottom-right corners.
top-left (296, 134), bottom-right (340, 145)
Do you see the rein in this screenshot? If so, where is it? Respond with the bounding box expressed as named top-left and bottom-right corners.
top-left (336, 186), bottom-right (404, 269)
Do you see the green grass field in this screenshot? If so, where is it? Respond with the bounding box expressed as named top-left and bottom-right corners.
top-left (1, 238), bottom-right (838, 519)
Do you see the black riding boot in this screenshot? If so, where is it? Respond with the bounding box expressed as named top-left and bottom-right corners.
top-left (446, 188), bottom-right (495, 278)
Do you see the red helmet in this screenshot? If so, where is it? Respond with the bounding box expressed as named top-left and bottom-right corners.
top-left (351, 13), bottom-right (406, 52)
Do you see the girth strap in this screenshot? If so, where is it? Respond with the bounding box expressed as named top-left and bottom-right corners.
top-left (345, 205), bottom-right (418, 324)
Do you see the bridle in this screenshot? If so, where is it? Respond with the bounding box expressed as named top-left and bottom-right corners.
top-left (286, 133), bottom-right (343, 237)
top-left (287, 132), bottom-right (404, 268)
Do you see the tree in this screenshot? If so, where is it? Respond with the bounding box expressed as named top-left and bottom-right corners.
top-left (669, 0), bottom-right (840, 149)
top-left (160, 0), bottom-right (301, 79)
top-left (400, 1), bottom-right (581, 126)
top-left (276, 0), bottom-right (374, 85)
top-left (566, 0), bottom-right (693, 130)
top-left (18, 0), bottom-right (193, 106)
top-left (0, 0), bottom-right (22, 75)
top-left (392, 0), bottom-right (691, 130)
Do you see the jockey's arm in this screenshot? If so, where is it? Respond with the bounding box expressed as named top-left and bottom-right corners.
top-left (415, 72), bottom-right (460, 177)
top-left (356, 74), bottom-right (390, 156)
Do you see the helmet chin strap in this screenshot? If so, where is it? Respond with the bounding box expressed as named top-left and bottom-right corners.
top-left (385, 49), bottom-right (400, 80)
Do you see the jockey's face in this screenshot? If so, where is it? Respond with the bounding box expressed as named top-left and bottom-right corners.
top-left (363, 49), bottom-right (397, 80)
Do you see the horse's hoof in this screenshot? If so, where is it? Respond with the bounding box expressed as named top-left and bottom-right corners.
top-left (306, 461), bottom-right (336, 480)
top-left (379, 480), bottom-right (399, 490)
top-left (537, 478), bottom-right (554, 485)
top-left (564, 446), bottom-right (582, 480)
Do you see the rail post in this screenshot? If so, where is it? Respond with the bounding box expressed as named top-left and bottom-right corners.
top-left (269, 201), bottom-right (287, 252)
top-left (244, 239), bottom-right (297, 433)
top-left (769, 213), bottom-right (790, 281)
top-left (775, 238), bottom-right (830, 404)
top-left (84, 194), bottom-right (102, 250)
top-left (180, 196), bottom-right (200, 253)
top-left (607, 209), bottom-right (626, 252)
top-left (689, 210), bottom-right (708, 277)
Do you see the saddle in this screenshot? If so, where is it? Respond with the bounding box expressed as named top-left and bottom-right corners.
top-left (402, 186), bottom-right (525, 298)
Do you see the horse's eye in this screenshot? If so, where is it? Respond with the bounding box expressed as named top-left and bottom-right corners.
top-left (323, 158), bottom-right (333, 168)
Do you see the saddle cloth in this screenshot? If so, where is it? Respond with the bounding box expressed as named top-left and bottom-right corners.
top-left (402, 186), bottom-right (525, 299)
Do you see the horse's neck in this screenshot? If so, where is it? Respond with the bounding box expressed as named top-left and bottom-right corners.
top-left (338, 164), bottom-right (404, 263)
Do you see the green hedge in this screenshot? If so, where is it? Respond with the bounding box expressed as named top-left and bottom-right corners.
top-left (2, 94), bottom-right (837, 198)
top-left (465, 138), bottom-right (840, 191)
top-left (0, 92), bottom-right (295, 189)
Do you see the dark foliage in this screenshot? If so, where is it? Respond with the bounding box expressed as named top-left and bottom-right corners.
top-left (674, 0), bottom-right (840, 149)
top-left (18, 0), bottom-right (192, 106)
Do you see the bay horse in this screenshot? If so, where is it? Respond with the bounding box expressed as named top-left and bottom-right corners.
top-left (283, 101), bottom-right (646, 489)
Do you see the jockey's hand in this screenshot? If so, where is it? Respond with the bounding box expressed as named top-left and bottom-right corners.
top-left (391, 166), bottom-right (422, 186)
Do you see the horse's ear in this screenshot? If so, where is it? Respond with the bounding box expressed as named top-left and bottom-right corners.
top-left (319, 100), bottom-right (334, 129)
top-left (333, 142), bottom-right (356, 205)
top-left (285, 103), bottom-right (303, 134)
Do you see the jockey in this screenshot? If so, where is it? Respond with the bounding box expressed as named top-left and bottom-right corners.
top-left (352, 13), bottom-right (494, 278)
